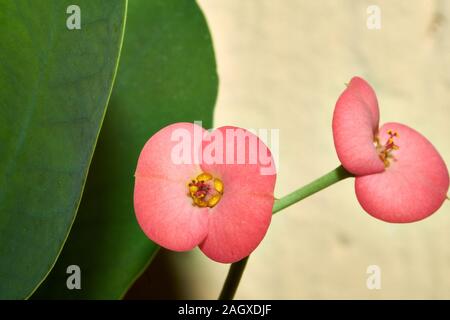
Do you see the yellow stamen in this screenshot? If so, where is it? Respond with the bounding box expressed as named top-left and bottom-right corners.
top-left (207, 194), bottom-right (221, 208)
top-left (196, 172), bottom-right (212, 182)
top-left (193, 197), bottom-right (208, 207)
top-left (214, 178), bottom-right (224, 194)
top-left (375, 129), bottom-right (400, 168)
top-left (187, 173), bottom-right (224, 208)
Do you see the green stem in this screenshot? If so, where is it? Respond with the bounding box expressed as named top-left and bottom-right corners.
top-left (218, 256), bottom-right (249, 300)
top-left (218, 165), bottom-right (353, 300)
top-left (272, 165), bottom-right (353, 214)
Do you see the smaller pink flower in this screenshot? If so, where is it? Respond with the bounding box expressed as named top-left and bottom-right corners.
top-left (333, 77), bottom-right (449, 223)
top-left (134, 123), bottom-right (276, 263)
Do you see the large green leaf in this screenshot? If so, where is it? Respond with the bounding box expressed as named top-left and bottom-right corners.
top-left (0, 1), bottom-right (127, 299)
top-left (33, 0), bottom-right (218, 299)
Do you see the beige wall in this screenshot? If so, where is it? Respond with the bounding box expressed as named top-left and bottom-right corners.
top-left (165, 0), bottom-right (450, 299)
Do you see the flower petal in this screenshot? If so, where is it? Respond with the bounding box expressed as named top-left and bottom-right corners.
top-left (199, 126), bottom-right (276, 263)
top-left (199, 191), bottom-right (274, 263)
top-left (134, 123), bottom-right (209, 251)
top-left (332, 77), bottom-right (385, 176)
top-left (200, 126), bottom-right (277, 195)
top-left (135, 122), bottom-right (204, 181)
top-left (355, 122), bottom-right (449, 223)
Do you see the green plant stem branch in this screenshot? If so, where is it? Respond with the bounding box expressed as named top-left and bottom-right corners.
top-left (218, 256), bottom-right (249, 300)
top-left (218, 165), bottom-right (353, 300)
top-left (272, 165), bottom-right (353, 214)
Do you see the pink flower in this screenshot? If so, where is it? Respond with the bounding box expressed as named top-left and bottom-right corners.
top-left (333, 77), bottom-right (449, 223)
top-left (134, 123), bottom-right (276, 263)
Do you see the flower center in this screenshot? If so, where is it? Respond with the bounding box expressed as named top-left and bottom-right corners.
top-left (188, 172), bottom-right (224, 208)
top-left (375, 129), bottom-right (399, 168)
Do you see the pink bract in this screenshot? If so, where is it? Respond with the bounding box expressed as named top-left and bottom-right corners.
top-left (333, 77), bottom-right (449, 223)
top-left (134, 123), bottom-right (276, 263)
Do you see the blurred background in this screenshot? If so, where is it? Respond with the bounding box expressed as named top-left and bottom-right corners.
top-left (127, 0), bottom-right (450, 299)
